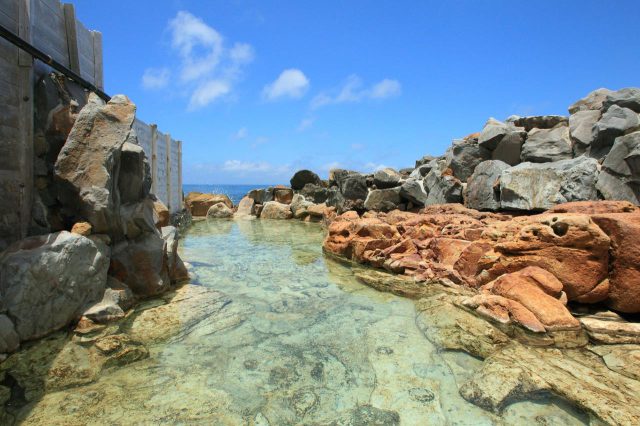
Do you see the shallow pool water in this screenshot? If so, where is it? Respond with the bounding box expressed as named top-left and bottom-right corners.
top-left (2, 219), bottom-right (589, 425)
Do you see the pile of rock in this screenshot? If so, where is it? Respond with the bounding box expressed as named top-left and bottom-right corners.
top-left (0, 91), bottom-right (188, 357)
top-left (324, 200), bottom-right (640, 343)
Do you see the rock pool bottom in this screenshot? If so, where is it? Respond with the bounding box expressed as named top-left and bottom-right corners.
top-left (1, 219), bottom-right (590, 425)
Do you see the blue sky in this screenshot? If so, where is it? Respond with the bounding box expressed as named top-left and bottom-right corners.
top-left (68, 0), bottom-right (640, 184)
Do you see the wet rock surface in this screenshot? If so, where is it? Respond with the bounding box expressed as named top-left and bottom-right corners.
top-left (0, 220), bottom-right (595, 425)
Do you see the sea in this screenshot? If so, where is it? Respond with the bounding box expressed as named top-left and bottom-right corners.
top-left (182, 184), bottom-right (278, 205)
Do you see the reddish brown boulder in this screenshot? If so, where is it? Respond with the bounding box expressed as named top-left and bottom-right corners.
top-left (153, 200), bottom-right (170, 228)
top-left (485, 214), bottom-right (610, 301)
top-left (71, 221), bottom-right (92, 236)
top-left (185, 192), bottom-right (233, 216)
top-left (481, 266), bottom-right (579, 330)
top-left (548, 200), bottom-right (639, 215)
top-left (591, 213), bottom-right (640, 313)
top-left (274, 187), bottom-right (294, 204)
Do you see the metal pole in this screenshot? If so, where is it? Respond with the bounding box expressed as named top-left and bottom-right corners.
top-left (0, 22), bottom-right (111, 102)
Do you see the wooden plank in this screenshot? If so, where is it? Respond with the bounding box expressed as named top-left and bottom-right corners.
top-left (92, 31), bottom-right (103, 89)
top-left (0, 0), bottom-right (19, 21)
top-left (0, 79), bottom-right (20, 106)
top-left (0, 38), bottom-right (19, 64)
top-left (177, 141), bottom-right (183, 207)
top-left (0, 8), bottom-right (19, 32)
top-left (165, 134), bottom-right (172, 210)
top-left (62, 3), bottom-right (80, 73)
top-left (18, 0), bottom-right (33, 239)
top-left (150, 124), bottom-right (158, 196)
top-left (0, 103), bottom-right (19, 128)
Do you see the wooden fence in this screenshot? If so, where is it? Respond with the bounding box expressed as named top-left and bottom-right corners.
top-left (0, 0), bottom-right (183, 250)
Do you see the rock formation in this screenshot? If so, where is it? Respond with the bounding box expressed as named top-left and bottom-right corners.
top-left (0, 90), bottom-right (188, 357)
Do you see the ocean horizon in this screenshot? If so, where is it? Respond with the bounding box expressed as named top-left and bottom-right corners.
top-left (182, 183), bottom-right (282, 205)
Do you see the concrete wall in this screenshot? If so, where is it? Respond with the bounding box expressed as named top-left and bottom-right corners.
top-left (133, 119), bottom-right (183, 213)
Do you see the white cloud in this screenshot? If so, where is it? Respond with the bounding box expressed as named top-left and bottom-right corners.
top-left (297, 117), bottom-right (314, 132)
top-left (144, 11), bottom-right (254, 109)
top-left (142, 68), bottom-right (170, 89)
top-left (263, 69), bottom-right (310, 101)
top-left (311, 75), bottom-right (401, 109)
top-left (321, 161), bottom-right (343, 171)
top-left (189, 80), bottom-right (231, 110)
top-left (363, 162), bottom-right (389, 172)
top-left (221, 160), bottom-right (292, 176)
top-left (370, 79), bottom-right (402, 99)
top-left (233, 127), bottom-right (248, 140)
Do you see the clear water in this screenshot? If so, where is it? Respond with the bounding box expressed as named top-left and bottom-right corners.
top-left (3, 219), bottom-right (589, 425)
top-left (183, 184), bottom-right (276, 205)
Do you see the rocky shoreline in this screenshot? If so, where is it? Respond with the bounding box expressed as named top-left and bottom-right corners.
top-left (177, 86), bottom-right (640, 424)
top-left (2, 85), bottom-right (640, 424)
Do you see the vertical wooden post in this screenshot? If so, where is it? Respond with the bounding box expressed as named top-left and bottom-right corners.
top-left (177, 140), bottom-right (183, 207)
top-left (92, 31), bottom-right (104, 89)
top-left (150, 124), bottom-right (158, 196)
top-left (18, 0), bottom-right (32, 239)
top-left (63, 3), bottom-right (80, 74)
top-left (165, 134), bottom-right (171, 211)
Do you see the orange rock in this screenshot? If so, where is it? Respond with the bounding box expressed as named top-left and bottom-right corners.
top-left (591, 213), bottom-right (640, 313)
top-left (486, 214), bottom-right (610, 301)
top-left (463, 294), bottom-right (547, 333)
top-left (185, 192), bottom-right (233, 216)
top-left (548, 200), bottom-right (639, 215)
top-left (71, 221), bottom-right (92, 236)
top-left (483, 267), bottom-right (579, 330)
top-left (153, 200), bottom-right (170, 228)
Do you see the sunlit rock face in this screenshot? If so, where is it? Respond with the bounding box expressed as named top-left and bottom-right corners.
top-left (1, 220), bottom-right (609, 425)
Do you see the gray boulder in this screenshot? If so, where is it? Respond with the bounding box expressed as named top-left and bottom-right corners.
top-left (512, 115), bottom-right (568, 131)
top-left (55, 94), bottom-right (136, 234)
top-left (110, 232), bottom-right (171, 297)
top-left (521, 124), bottom-right (573, 162)
top-left (290, 194), bottom-right (313, 219)
top-left (415, 155), bottom-right (436, 168)
top-left (596, 171), bottom-right (639, 205)
top-left (328, 168), bottom-right (356, 187)
top-left (247, 188), bottom-right (269, 204)
top-left (373, 168), bottom-right (402, 189)
top-left (491, 129), bottom-right (526, 166)
top-left (0, 314), bottom-right (19, 354)
top-left (340, 173), bottom-right (368, 200)
top-left (423, 170), bottom-right (463, 205)
top-left (569, 110), bottom-right (601, 156)
top-left (0, 231), bottom-right (109, 342)
top-left (592, 105), bottom-right (640, 158)
top-left (464, 160), bottom-right (510, 211)
top-left (326, 188), bottom-right (347, 213)
top-left (299, 183), bottom-right (330, 203)
top-left (409, 161), bottom-right (436, 179)
top-left (603, 87), bottom-right (640, 113)
top-left (364, 188), bottom-right (402, 212)
top-left (399, 178), bottom-right (428, 206)
top-left (568, 88), bottom-right (612, 114)
top-left (161, 225), bottom-right (189, 283)
top-left (290, 170), bottom-right (322, 190)
top-left (500, 156), bottom-right (600, 211)
top-left (118, 140), bottom-right (151, 204)
top-left (479, 118), bottom-right (509, 150)
top-left (448, 138), bottom-right (490, 182)
top-left (595, 131), bottom-right (640, 204)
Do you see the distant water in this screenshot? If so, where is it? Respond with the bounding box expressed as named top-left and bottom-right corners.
top-left (183, 184), bottom-right (277, 205)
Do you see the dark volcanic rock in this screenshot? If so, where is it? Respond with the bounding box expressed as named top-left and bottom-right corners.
top-left (449, 138), bottom-right (491, 182)
top-left (290, 169), bottom-right (322, 190)
top-left (464, 160), bottom-right (510, 211)
top-left (603, 87), bottom-right (640, 113)
top-left (373, 168), bottom-right (403, 189)
top-left (521, 124), bottom-right (573, 163)
top-left (592, 105), bottom-right (640, 158)
top-left (512, 115), bottom-right (568, 131)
